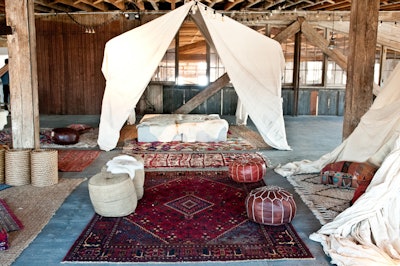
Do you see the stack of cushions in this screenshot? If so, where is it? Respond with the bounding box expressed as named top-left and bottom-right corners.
top-left (320, 161), bottom-right (379, 204)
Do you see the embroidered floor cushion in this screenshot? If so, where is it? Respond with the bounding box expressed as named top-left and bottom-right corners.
top-left (245, 186), bottom-right (296, 225)
top-left (229, 154), bottom-right (266, 183)
top-left (320, 161), bottom-right (378, 188)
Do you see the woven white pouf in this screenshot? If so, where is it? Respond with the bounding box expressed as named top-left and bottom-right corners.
top-left (132, 156), bottom-right (145, 200)
top-left (88, 172), bottom-right (137, 217)
top-left (102, 154), bottom-right (145, 200)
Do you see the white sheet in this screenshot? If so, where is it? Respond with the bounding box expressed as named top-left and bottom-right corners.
top-left (97, 4), bottom-right (192, 151)
top-left (275, 63), bottom-right (400, 265)
top-left (136, 114), bottom-right (228, 142)
top-left (98, 1), bottom-right (290, 151)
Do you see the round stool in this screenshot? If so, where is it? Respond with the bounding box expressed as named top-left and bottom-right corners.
top-left (245, 186), bottom-right (296, 225)
top-left (101, 155), bottom-right (145, 200)
top-left (88, 172), bottom-right (137, 217)
top-left (51, 128), bottom-right (79, 145)
top-left (229, 154), bottom-right (266, 183)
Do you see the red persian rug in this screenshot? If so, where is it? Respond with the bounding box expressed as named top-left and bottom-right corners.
top-left (138, 152), bottom-right (267, 169)
top-left (58, 150), bottom-right (101, 172)
top-left (63, 171), bottom-right (313, 263)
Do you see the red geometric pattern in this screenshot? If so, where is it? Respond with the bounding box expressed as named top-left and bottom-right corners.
top-left (64, 171), bottom-right (313, 263)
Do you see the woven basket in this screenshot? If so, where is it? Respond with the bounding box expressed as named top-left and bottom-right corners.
top-left (5, 149), bottom-right (31, 186)
top-left (31, 149), bottom-right (58, 187)
top-left (0, 149), bottom-right (5, 184)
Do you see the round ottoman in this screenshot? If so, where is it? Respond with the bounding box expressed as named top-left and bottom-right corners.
top-left (51, 128), bottom-right (79, 145)
top-left (88, 172), bottom-right (137, 217)
top-left (101, 155), bottom-right (145, 200)
top-left (245, 186), bottom-right (296, 225)
top-left (229, 154), bottom-right (266, 183)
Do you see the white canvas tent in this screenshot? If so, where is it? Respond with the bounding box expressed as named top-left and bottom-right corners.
top-left (275, 64), bottom-right (400, 265)
top-left (97, 1), bottom-right (291, 151)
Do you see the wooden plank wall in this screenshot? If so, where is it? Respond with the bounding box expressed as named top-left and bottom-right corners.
top-left (35, 15), bottom-right (141, 114)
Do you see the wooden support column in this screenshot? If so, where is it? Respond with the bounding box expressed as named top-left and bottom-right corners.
top-left (5, 0), bottom-right (40, 149)
top-left (292, 31), bottom-right (301, 116)
top-left (343, 0), bottom-right (380, 139)
top-left (173, 73), bottom-right (230, 114)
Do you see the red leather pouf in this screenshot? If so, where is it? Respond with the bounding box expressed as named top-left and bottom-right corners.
top-left (51, 128), bottom-right (80, 145)
top-left (229, 154), bottom-right (266, 183)
top-left (245, 186), bottom-right (297, 225)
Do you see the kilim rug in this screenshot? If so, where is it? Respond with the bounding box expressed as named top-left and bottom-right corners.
top-left (138, 152), bottom-right (268, 170)
top-left (287, 173), bottom-right (354, 225)
top-left (64, 171), bottom-right (314, 263)
top-left (123, 137), bottom-right (256, 153)
top-left (0, 199), bottom-right (23, 232)
top-left (58, 150), bottom-right (101, 172)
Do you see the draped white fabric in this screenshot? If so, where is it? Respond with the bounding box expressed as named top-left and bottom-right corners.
top-left (98, 4), bottom-right (192, 151)
top-left (275, 63), bottom-right (400, 177)
top-left (194, 5), bottom-right (290, 150)
top-left (275, 63), bottom-right (400, 265)
top-left (98, 1), bottom-right (290, 151)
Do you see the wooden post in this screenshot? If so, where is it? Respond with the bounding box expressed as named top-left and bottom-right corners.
top-left (342, 0), bottom-right (380, 139)
top-left (5, 0), bottom-right (40, 149)
top-left (292, 31), bottom-right (301, 116)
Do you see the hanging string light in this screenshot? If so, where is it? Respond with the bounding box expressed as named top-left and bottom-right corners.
top-left (328, 12), bottom-right (336, 50)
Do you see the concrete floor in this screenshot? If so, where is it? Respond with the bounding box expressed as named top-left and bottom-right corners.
top-left (10, 115), bottom-right (343, 266)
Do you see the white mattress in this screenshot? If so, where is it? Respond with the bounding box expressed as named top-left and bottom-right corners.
top-left (136, 114), bottom-right (229, 142)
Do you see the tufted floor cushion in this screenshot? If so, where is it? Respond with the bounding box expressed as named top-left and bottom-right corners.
top-left (51, 128), bottom-right (80, 145)
top-left (229, 154), bottom-right (266, 183)
top-left (245, 186), bottom-right (297, 225)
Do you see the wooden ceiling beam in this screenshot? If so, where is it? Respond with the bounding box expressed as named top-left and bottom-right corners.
top-left (179, 40), bottom-right (207, 53)
top-left (75, 0), bottom-right (109, 11)
top-left (53, 0), bottom-right (95, 12)
top-left (147, 0), bottom-right (159, 10)
top-left (36, 0), bottom-right (74, 12)
top-left (273, 19), bottom-right (301, 43)
top-left (224, 0), bottom-right (245, 11)
top-left (102, 0), bottom-right (126, 11)
top-left (301, 20), bottom-right (347, 70)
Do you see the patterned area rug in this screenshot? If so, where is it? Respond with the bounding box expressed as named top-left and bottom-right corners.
top-left (0, 199), bottom-right (23, 232)
top-left (287, 173), bottom-right (354, 225)
top-left (64, 171), bottom-right (313, 263)
top-left (138, 152), bottom-right (268, 170)
top-left (123, 137), bottom-right (257, 153)
top-left (58, 150), bottom-right (101, 172)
